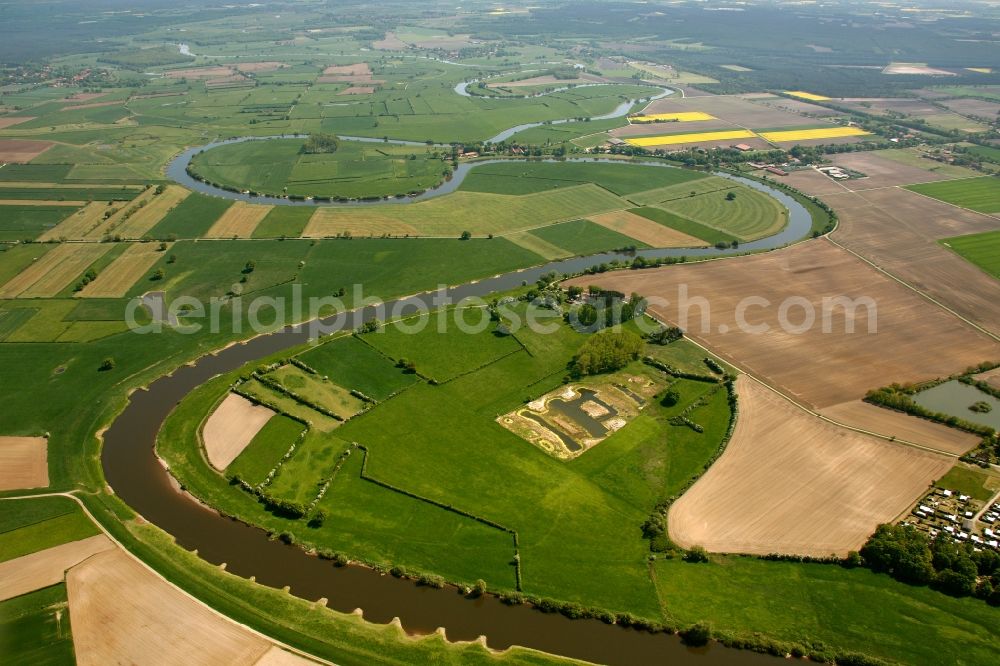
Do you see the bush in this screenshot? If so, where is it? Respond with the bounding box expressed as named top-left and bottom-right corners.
top-left (683, 545), bottom-right (709, 563)
top-left (307, 509), bottom-right (328, 528)
top-left (660, 389), bottom-right (681, 407)
top-left (681, 622), bottom-right (712, 647)
top-left (98, 357), bottom-right (115, 371)
top-left (301, 133), bottom-right (340, 154)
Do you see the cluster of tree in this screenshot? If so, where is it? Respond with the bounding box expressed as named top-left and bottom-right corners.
top-left (860, 524), bottom-right (1000, 603)
top-left (73, 268), bottom-right (98, 293)
top-left (569, 329), bottom-right (643, 378)
top-left (567, 288), bottom-right (645, 331)
top-left (646, 325), bottom-right (683, 346)
top-left (301, 133), bottom-right (340, 154)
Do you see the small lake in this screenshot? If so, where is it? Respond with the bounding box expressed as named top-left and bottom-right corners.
top-left (913, 380), bottom-right (1000, 430)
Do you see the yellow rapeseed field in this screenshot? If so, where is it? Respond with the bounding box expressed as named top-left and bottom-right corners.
top-left (758, 127), bottom-right (870, 143)
top-left (625, 130), bottom-right (755, 147)
top-left (629, 112), bottom-right (716, 123)
top-left (785, 91), bottom-right (830, 101)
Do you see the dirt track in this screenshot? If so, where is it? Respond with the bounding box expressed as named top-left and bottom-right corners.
top-left (0, 535), bottom-right (113, 601)
top-left (824, 187), bottom-right (1000, 336)
top-left (67, 548), bottom-right (272, 666)
top-left (667, 378), bottom-right (953, 556)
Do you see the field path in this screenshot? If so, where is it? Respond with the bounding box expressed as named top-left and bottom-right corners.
top-left (0, 534), bottom-right (113, 601)
top-left (0, 492), bottom-right (330, 665)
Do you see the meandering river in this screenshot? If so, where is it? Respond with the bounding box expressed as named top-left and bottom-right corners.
top-left (110, 114), bottom-right (815, 665)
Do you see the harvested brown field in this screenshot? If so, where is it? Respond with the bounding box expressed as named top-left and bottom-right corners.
top-left (109, 185), bottom-right (188, 239)
top-left (0, 436), bottom-right (48, 491)
top-left (825, 187), bottom-right (1000, 335)
top-left (0, 139), bottom-right (53, 163)
top-left (37, 201), bottom-right (112, 241)
top-left (204, 202), bottom-right (272, 238)
top-left (202, 393), bottom-right (275, 470)
top-left (317, 63), bottom-right (383, 85)
top-left (0, 199), bottom-right (86, 207)
top-left (62, 100), bottom-right (122, 111)
top-left (82, 190), bottom-right (155, 240)
top-left (588, 210), bottom-right (706, 247)
top-left (67, 548), bottom-right (272, 666)
top-left (0, 535), bottom-right (114, 601)
top-left (322, 63), bottom-right (372, 76)
top-left (303, 209), bottom-right (420, 237)
top-left (667, 377), bottom-right (953, 556)
top-left (165, 66), bottom-right (235, 79)
top-left (639, 94), bottom-right (827, 129)
top-left (338, 86), bottom-right (375, 95)
top-left (826, 152), bottom-right (959, 189)
top-left (0, 117), bottom-right (34, 129)
top-left (0, 243), bottom-right (112, 298)
top-left (783, 169), bottom-right (851, 196)
top-left (756, 97), bottom-right (841, 116)
top-left (838, 97), bottom-right (942, 116)
top-left (939, 97), bottom-right (1000, 118)
top-left (821, 400), bottom-right (979, 455)
top-left (77, 242), bottom-right (172, 298)
top-left (567, 240), bottom-right (1000, 411)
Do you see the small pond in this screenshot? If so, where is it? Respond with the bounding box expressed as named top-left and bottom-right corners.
top-left (913, 380), bottom-right (1000, 430)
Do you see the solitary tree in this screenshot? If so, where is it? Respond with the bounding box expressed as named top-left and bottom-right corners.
top-left (460, 230), bottom-right (472, 240)
top-left (725, 191), bottom-right (737, 201)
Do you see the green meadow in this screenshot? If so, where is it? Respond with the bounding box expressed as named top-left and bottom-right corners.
top-left (942, 229), bottom-right (1000, 279)
top-left (908, 176), bottom-right (1000, 214)
top-left (0, 584), bottom-right (75, 666)
top-left (188, 138), bottom-right (450, 199)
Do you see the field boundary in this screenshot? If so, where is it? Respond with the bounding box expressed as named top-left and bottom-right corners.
top-left (899, 182), bottom-right (1000, 219)
top-left (353, 444), bottom-right (523, 591)
top-left (641, 303), bottom-right (965, 458)
top-left (826, 235), bottom-right (1000, 343)
top-left (0, 492), bottom-right (333, 666)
